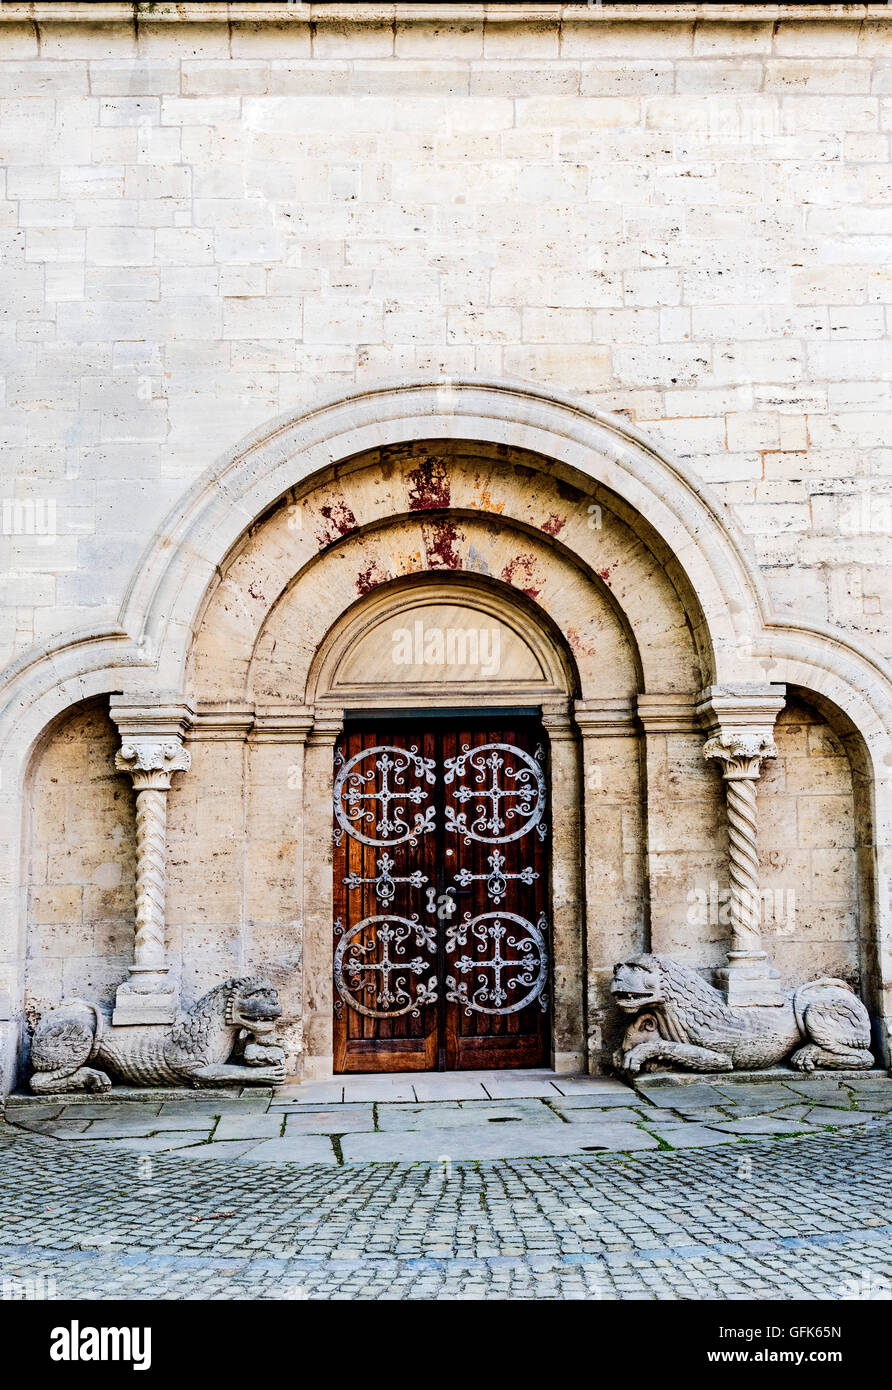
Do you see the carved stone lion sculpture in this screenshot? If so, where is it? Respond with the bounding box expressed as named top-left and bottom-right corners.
top-left (611, 954), bottom-right (874, 1076)
top-left (29, 977), bottom-right (285, 1093)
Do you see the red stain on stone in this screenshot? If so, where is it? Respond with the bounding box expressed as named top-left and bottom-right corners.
top-left (541, 513), bottom-right (566, 537)
top-left (355, 557), bottom-right (388, 595)
top-left (422, 519), bottom-right (463, 570)
top-left (599, 564), bottom-right (620, 586)
top-left (314, 495), bottom-right (358, 549)
top-left (247, 581), bottom-right (265, 602)
top-left (501, 553), bottom-right (542, 602)
top-left (566, 626), bottom-right (596, 659)
top-left (407, 456), bottom-right (450, 510)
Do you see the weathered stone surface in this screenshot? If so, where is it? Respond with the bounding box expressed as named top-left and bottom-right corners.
top-left (2, 5), bottom-right (892, 1095)
top-left (28, 978), bottom-right (286, 1092)
top-left (614, 955), bottom-right (874, 1075)
top-left (340, 1121), bottom-right (660, 1162)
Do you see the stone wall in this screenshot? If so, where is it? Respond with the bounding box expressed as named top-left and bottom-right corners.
top-left (759, 696), bottom-right (862, 986)
top-left (5, 5), bottom-right (892, 1083)
top-left (24, 697), bottom-right (136, 1017)
top-left (0, 4), bottom-right (889, 672)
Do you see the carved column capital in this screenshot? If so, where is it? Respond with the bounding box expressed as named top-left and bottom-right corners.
top-left (703, 730), bottom-right (777, 781)
top-left (115, 738), bottom-right (191, 790)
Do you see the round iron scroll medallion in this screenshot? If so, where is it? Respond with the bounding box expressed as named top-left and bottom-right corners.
top-left (445, 910), bottom-right (549, 1016)
top-left (443, 742), bottom-right (546, 846)
top-left (334, 914), bottom-right (438, 1020)
top-left (333, 744), bottom-right (436, 848)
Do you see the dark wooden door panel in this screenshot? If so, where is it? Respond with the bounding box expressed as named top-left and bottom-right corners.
top-left (332, 717), bottom-right (550, 1073)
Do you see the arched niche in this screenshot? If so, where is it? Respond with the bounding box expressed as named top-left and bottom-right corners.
top-left (306, 575), bottom-right (577, 708)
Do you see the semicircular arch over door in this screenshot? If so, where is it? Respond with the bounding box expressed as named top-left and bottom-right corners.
top-left (315, 572), bottom-right (580, 1072)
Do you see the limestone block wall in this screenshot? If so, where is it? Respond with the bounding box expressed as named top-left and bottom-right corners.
top-left (0, 4), bottom-right (889, 675)
top-left (24, 697), bottom-right (136, 1017)
top-left (758, 696), bottom-right (862, 986)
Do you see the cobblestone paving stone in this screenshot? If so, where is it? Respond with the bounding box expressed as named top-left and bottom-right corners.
top-left (1, 1112), bottom-right (890, 1300)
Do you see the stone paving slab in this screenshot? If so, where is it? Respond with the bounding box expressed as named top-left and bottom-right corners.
top-left (634, 1083), bottom-right (730, 1108)
top-left (801, 1106), bottom-right (882, 1127)
top-left (713, 1083), bottom-right (806, 1107)
top-left (47, 1101), bottom-right (164, 1121)
top-left (548, 1091), bottom-right (641, 1109)
top-left (478, 1077), bottom-right (566, 1099)
top-left (410, 1078), bottom-right (490, 1101)
top-left (109, 1133), bottom-right (218, 1154)
top-left (16, 1118), bottom-right (93, 1136)
top-left (549, 1077), bottom-right (630, 1095)
top-left (846, 1093), bottom-right (892, 1111)
top-left (671, 1106), bottom-right (735, 1123)
top-left (645, 1125), bottom-right (737, 1150)
top-left (340, 1121), bottom-right (659, 1162)
top-left (327, 1078), bottom-right (418, 1103)
top-left (273, 1083), bottom-right (345, 1105)
top-left (155, 1139), bottom-right (262, 1163)
top-left (554, 1104), bottom-right (645, 1125)
top-left (232, 1136), bottom-right (339, 1165)
top-left (158, 1100), bottom-right (257, 1117)
top-left (282, 1106), bottom-right (375, 1135)
top-left (376, 1099), bottom-right (562, 1131)
top-left (708, 1115), bottom-right (812, 1136)
top-left (82, 1114), bottom-right (215, 1136)
top-left (213, 1113), bottom-right (284, 1141)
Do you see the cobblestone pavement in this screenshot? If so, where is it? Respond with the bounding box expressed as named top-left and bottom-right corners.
top-left (2, 1075), bottom-right (891, 1300)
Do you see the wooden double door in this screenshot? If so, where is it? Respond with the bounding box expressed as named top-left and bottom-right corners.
top-left (332, 714), bottom-right (550, 1072)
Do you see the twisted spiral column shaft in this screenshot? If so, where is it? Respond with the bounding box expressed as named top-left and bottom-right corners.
top-left (724, 775), bottom-right (760, 952)
top-left (133, 786), bottom-right (168, 970)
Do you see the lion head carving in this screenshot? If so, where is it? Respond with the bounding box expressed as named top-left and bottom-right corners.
top-left (223, 978), bottom-right (282, 1035)
top-left (611, 955), bottom-right (666, 1013)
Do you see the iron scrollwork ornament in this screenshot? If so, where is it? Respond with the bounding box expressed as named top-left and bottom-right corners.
top-left (453, 848), bottom-right (538, 904)
top-left (443, 742), bottom-right (546, 845)
top-left (343, 850), bottom-right (428, 904)
top-left (445, 910), bottom-right (549, 1016)
top-left (333, 745), bottom-right (436, 848)
top-left (333, 914), bottom-right (438, 1019)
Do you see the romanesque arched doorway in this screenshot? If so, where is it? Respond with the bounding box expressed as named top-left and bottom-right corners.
top-left (311, 576), bottom-right (577, 1072)
top-left (7, 382), bottom-right (891, 1093)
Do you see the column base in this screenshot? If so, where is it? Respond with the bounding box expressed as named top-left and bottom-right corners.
top-left (716, 951), bottom-right (786, 1008)
top-left (112, 968), bottom-right (179, 1026)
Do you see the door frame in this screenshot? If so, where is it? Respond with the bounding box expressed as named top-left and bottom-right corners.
top-left (331, 708), bottom-right (554, 1074)
top-left (296, 580), bottom-right (587, 1080)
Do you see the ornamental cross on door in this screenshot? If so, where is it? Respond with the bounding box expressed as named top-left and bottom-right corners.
top-left (443, 742), bottom-right (546, 845)
top-left (333, 745), bottom-right (437, 847)
top-left (335, 915), bottom-right (439, 1019)
top-left (342, 851), bottom-right (429, 904)
top-left (445, 911), bottom-right (549, 1017)
top-left (453, 849), bottom-right (538, 904)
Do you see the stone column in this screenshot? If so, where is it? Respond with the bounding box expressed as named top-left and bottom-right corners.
top-left (698, 687), bottom-right (785, 1007)
top-left (541, 701), bottom-right (584, 1074)
top-left (110, 700), bottom-right (193, 1025)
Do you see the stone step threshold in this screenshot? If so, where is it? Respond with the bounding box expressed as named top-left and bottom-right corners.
top-left (8, 1066), bottom-right (888, 1110)
top-left (635, 1067), bottom-right (890, 1089)
top-left (4, 1068), bottom-right (630, 1108)
top-left (4, 1086), bottom-right (277, 1107)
